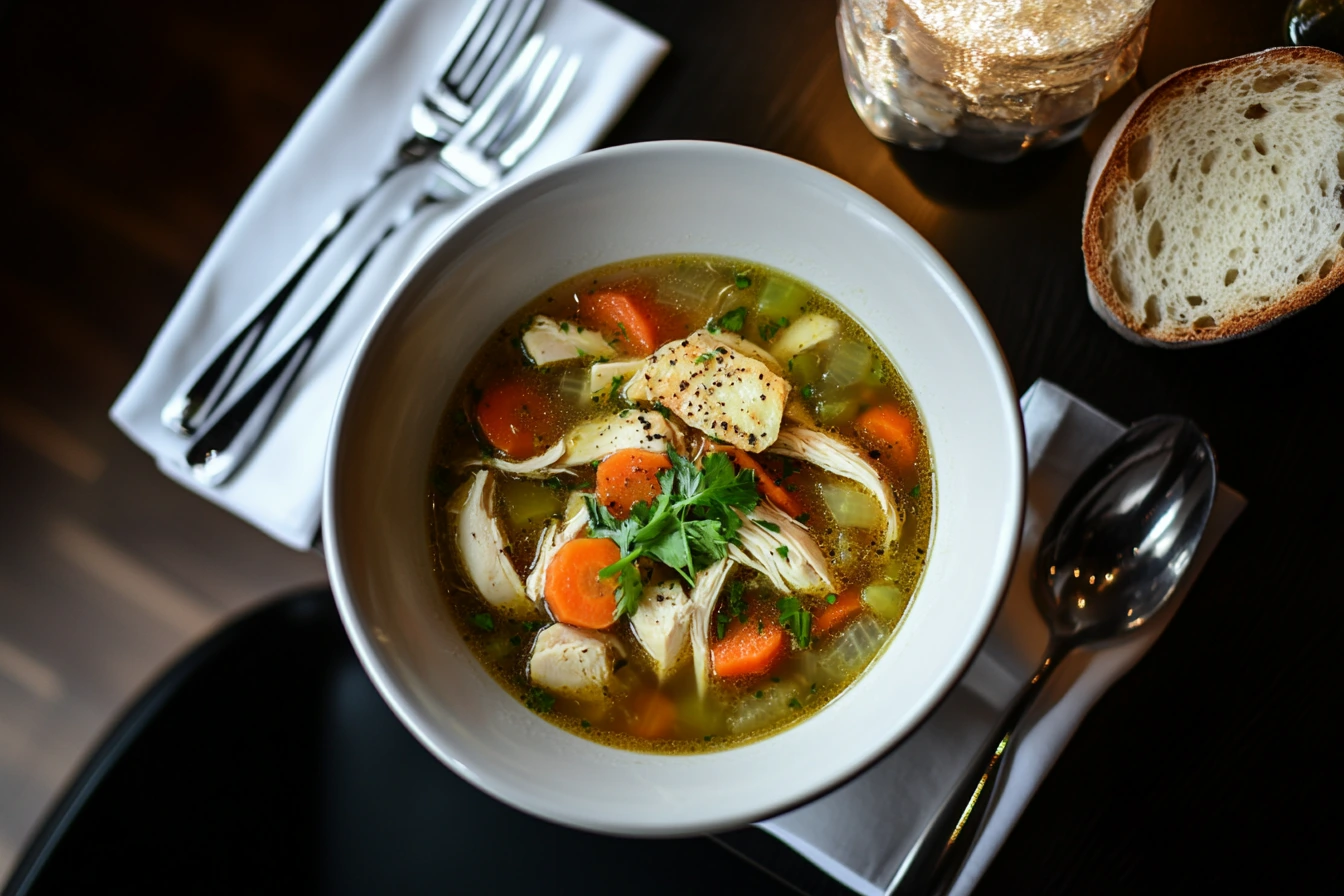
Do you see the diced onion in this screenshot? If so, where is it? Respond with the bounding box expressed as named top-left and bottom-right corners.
top-left (558, 368), bottom-right (592, 406)
top-left (820, 481), bottom-right (883, 530)
top-left (823, 340), bottom-right (872, 389)
top-left (499, 479), bottom-right (564, 528)
top-left (813, 615), bottom-right (885, 685)
top-left (757, 278), bottom-right (809, 322)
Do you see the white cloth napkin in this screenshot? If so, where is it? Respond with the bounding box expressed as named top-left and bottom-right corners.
top-left (109, 0), bottom-right (668, 549)
top-left (756, 379), bottom-right (1246, 896)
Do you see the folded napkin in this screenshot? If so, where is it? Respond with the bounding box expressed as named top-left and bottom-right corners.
top-left (751, 379), bottom-right (1246, 896)
top-left (110, 0), bottom-right (668, 549)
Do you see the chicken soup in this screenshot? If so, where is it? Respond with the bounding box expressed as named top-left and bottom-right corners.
top-left (427, 255), bottom-right (932, 752)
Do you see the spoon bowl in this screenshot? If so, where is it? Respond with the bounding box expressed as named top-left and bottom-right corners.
top-left (1036, 416), bottom-right (1218, 642)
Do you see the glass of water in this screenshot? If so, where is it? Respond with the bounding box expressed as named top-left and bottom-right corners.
top-left (838, 0), bottom-right (1155, 162)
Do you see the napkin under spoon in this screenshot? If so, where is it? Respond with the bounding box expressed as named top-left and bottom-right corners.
top-left (892, 415), bottom-right (1218, 896)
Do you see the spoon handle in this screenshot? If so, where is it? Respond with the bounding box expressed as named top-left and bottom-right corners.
top-left (890, 649), bottom-right (1062, 896)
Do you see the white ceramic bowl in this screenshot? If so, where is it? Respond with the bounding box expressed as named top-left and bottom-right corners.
top-left (323, 141), bottom-right (1024, 836)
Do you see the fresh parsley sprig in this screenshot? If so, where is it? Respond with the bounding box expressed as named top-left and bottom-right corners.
top-left (584, 447), bottom-right (760, 619)
top-left (776, 596), bottom-right (813, 648)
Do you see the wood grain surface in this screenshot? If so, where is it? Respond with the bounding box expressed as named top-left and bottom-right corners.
top-left (0, 0), bottom-right (1335, 892)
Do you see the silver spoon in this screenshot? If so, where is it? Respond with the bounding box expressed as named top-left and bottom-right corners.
top-left (892, 415), bottom-right (1218, 896)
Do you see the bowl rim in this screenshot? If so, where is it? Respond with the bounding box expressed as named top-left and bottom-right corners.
top-left (322, 139), bottom-right (1026, 834)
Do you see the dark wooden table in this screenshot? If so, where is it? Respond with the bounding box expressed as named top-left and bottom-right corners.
top-left (2, 0), bottom-right (1337, 892)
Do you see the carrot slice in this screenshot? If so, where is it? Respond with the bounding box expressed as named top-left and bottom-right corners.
top-left (712, 616), bottom-right (786, 679)
top-left (476, 377), bottom-right (558, 458)
top-left (544, 538), bottom-right (621, 629)
top-left (854, 404), bottom-right (919, 475)
top-left (580, 288), bottom-right (663, 355)
top-left (595, 448), bottom-right (672, 519)
top-left (627, 689), bottom-right (678, 739)
top-left (814, 587), bottom-right (863, 633)
top-left (721, 447), bottom-right (803, 517)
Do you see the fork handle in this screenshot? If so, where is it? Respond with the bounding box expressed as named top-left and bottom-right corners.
top-left (182, 187), bottom-right (445, 488)
top-left (161, 134), bottom-right (440, 436)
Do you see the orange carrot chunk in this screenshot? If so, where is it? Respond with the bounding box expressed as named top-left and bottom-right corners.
top-left (721, 447), bottom-right (804, 517)
top-left (476, 377), bottom-right (558, 459)
top-left (544, 538), bottom-right (621, 630)
top-left (712, 617), bottom-right (786, 679)
top-left (627, 689), bottom-right (678, 740)
top-left (814, 587), bottom-right (863, 633)
top-left (855, 404), bottom-right (919, 475)
top-left (595, 448), bottom-right (672, 519)
top-left (581, 288), bottom-right (663, 356)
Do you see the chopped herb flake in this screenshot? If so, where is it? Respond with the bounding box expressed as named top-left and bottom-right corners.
top-left (695, 352), bottom-right (715, 364)
top-left (727, 581), bottom-right (748, 622)
top-left (713, 306), bottom-right (748, 333)
top-left (789, 697), bottom-right (802, 710)
top-left (735, 274), bottom-right (751, 290)
top-left (753, 519), bottom-right (781, 533)
top-left (776, 545), bottom-right (789, 559)
top-left (560, 321), bottom-right (570, 332)
top-left (776, 596), bottom-right (813, 648)
top-left (796, 512), bottom-right (810, 524)
top-left (521, 620), bottom-right (544, 632)
top-left (910, 484), bottom-right (921, 497)
top-left (825, 593), bottom-right (838, 605)
top-left (470, 613), bottom-right (494, 632)
top-left (524, 688), bottom-right (555, 713)
top-left (509, 635), bottom-right (521, 646)
top-left (754, 690), bottom-right (764, 699)
top-left (581, 720), bottom-right (591, 729)
top-left (652, 402), bottom-right (672, 419)
top-left (801, 384), bottom-right (815, 399)
top-left (716, 612), bottom-right (729, 640)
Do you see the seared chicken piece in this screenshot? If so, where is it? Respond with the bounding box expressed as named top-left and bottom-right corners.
top-left (688, 559), bottom-right (734, 697)
top-left (769, 314), bottom-right (840, 362)
top-left (630, 580), bottom-right (692, 682)
top-left (770, 426), bottom-right (902, 545)
top-left (452, 471), bottom-right (529, 614)
top-left (521, 316), bottom-right (613, 365)
top-left (525, 501), bottom-right (591, 603)
top-left (476, 411), bottom-right (686, 477)
top-left (728, 500), bottom-right (835, 594)
top-left (528, 624), bottom-right (625, 701)
top-left (629, 330), bottom-right (790, 451)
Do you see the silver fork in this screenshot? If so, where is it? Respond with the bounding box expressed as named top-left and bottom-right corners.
top-left (161, 0), bottom-right (547, 437)
top-left (184, 35), bottom-right (581, 488)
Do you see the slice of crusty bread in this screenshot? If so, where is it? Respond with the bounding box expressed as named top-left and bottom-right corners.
top-left (1083, 47), bottom-right (1344, 346)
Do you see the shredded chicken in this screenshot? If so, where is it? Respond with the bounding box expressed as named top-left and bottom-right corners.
top-left (590, 359), bottom-right (645, 397)
top-left (688, 559), bottom-right (734, 697)
top-left (525, 501), bottom-right (590, 603)
top-left (728, 500), bottom-right (835, 594)
top-left (471, 411), bottom-right (686, 477)
top-left (451, 471), bottom-right (529, 614)
top-left (629, 330), bottom-right (790, 451)
top-left (770, 426), bottom-right (902, 545)
top-left (521, 315), bottom-right (614, 365)
top-left (528, 624), bottom-right (625, 701)
top-left (630, 580), bottom-right (692, 681)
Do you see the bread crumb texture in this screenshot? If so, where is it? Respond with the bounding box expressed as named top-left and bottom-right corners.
top-left (1090, 49), bottom-right (1344, 342)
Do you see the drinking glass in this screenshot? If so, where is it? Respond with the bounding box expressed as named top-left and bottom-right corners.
top-left (838, 0), bottom-right (1156, 162)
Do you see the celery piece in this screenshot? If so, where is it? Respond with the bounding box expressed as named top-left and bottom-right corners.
top-left (820, 481), bottom-right (883, 530)
top-left (862, 583), bottom-right (909, 621)
top-left (499, 479), bottom-right (564, 528)
top-left (756, 277), bottom-right (810, 322)
top-left (816, 398), bottom-right (858, 426)
top-left (788, 351), bottom-right (822, 387)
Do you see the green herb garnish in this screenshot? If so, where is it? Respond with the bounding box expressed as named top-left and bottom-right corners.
top-left (825, 593), bottom-right (838, 605)
top-left (470, 613), bottom-right (494, 632)
top-left (754, 690), bottom-right (764, 699)
top-left (584, 447), bottom-right (760, 619)
top-left (716, 612), bottom-right (729, 640)
top-left (727, 580), bottom-right (748, 623)
top-left (910, 484), bottom-right (921, 497)
top-left (652, 401), bottom-right (672, 419)
top-left (576, 347), bottom-right (588, 358)
top-left (776, 596), bottom-right (813, 648)
top-left (560, 321), bottom-right (570, 332)
top-left (521, 620), bottom-right (544, 632)
top-left (509, 635), bottom-right (521, 646)
top-left (581, 720), bottom-right (591, 729)
top-left (758, 321), bottom-right (781, 342)
top-left (753, 519), bottom-right (781, 533)
top-left (776, 545), bottom-right (789, 559)
top-left (789, 698), bottom-right (802, 710)
top-left (712, 306), bottom-right (748, 333)
top-left (524, 688), bottom-right (555, 713)
top-left (801, 384), bottom-right (815, 399)
top-left (735, 274), bottom-right (751, 290)
top-left (608, 375), bottom-right (625, 404)
top-left (796, 512), bottom-right (810, 524)
top-left (695, 352), bottom-right (715, 365)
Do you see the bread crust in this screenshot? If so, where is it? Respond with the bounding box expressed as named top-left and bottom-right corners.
top-left (1082, 46), bottom-right (1344, 346)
